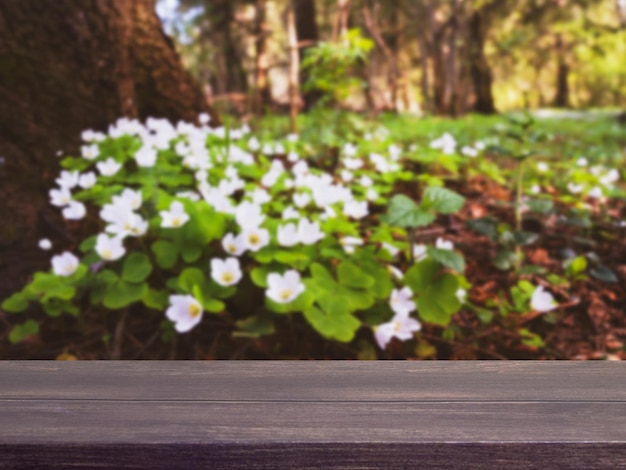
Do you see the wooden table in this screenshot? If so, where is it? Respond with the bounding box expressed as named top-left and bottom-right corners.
top-left (1, 361), bottom-right (625, 468)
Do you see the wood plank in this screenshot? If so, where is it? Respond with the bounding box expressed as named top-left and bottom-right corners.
top-left (2, 361), bottom-right (626, 402)
top-left (1, 401), bottom-right (625, 443)
top-left (2, 362), bottom-right (626, 468)
top-left (2, 443), bottom-right (626, 470)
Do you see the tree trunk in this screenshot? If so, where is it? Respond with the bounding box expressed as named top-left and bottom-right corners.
top-left (468, 10), bottom-right (497, 114)
top-left (553, 34), bottom-right (570, 108)
top-left (294, 0), bottom-right (322, 110)
top-left (0, 0), bottom-right (209, 301)
top-left (253, 0), bottom-right (272, 115)
top-left (287, 1), bottom-right (301, 134)
top-left (208, 0), bottom-right (248, 96)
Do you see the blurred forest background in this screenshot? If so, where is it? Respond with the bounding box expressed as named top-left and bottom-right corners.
top-left (157, 0), bottom-right (626, 118)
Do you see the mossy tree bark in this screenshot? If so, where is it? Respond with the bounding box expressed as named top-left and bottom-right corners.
top-left (0, 0), bottom-right (209, 300)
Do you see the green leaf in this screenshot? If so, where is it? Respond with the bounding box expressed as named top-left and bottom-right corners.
top-left (303, 306), bottom-right (361, 343)
top-left (526, 199), bottom-right (554, 214)
top-left (383, 194), bottom-right (435, 228)
top-left (103, 281), bottom-right (147, 310)
top-left (9, 319), bottom-right (39, 344)
top-left (337, 261), bottom-right (375, 289)
top-left (404, 259), bottom-right (440, 293)
top-left (201, 297), bottom-right (225, 313)
top-left (142, 289), bottom-right (169, 310)
top-left (234, 314), bottom-right (275, 339)
top-left (466, 217), bottom-right (498, 240)
top-left (427, 247), bottom-right (465, 273)
top-left (590, 265), bottom-right (618, 283)
top-left (151, 240), bottom-right (178, 269)
top-left (180, 243), bottom-right (202, 263)
top-left (2, 293), bottom-right (29, 313)
top-left (416, 273), bottom-right (461, 326)
top-left (421, 186), bottom-right (465, 214)
top-left (178, 268), bottom-right (205, 293)
top-left (513, 231), bottom-right (539, 246)
top-left (565, 256), bottom-right (587, 276)
top-left (121, 252), bottom-right (152, 283)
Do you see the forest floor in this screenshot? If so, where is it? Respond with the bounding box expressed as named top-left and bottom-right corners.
top-left (2, 110), bottom-right (626, 360)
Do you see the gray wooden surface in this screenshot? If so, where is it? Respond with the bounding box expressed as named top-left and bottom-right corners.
top-left (1, 361), bottom-right (626, 469)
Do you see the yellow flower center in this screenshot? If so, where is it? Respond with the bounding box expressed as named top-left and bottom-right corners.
top-left (171, 217), bottom-right (181, 227)
top-left (101, 249), bottom-right (113, 260)
top-left (64, 264), bottom-right (75, 274)
top-left (221, 272), bottom-right (234, 284)
top-left (227, 244), bottom-right (237, 253)
top-left (279, 289), bottom-right (293, 301)
top-left (393, 321), bottom-right (402, 333)
top-left (188, 303), bottom-right (201, 318)
top-left (248, 234), bottom-right (260, 245)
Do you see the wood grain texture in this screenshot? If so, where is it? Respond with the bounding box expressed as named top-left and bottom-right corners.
top-left (2, 361), bottom-right (626, 401)
top-left (1, 361), bottom-right (626, 469)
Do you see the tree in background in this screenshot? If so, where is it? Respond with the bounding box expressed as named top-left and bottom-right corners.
top-left (0, 0), bottom-right (209, 301)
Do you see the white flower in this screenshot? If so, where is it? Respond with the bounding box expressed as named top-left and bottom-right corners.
top-left (251, 188), bottom-right (271, 205)
top-left (81, 144), bottom-right (100, 160)
top-left (95, 233), bottom-right (126, 261)
top-left (248, 137), bottom-right (260, 151)
top-left (49, 187), bottom-right (72, 207)
top-left (343, 200), bottom-right (368, 219)
top-left (387, 265), bottom-right (404, 280)
top-left (413, 244), bottom-right (428, 261)
top-left (287, 133), bottom-right (299, 142)
top-left (262, 143), bottom-right (274, 155)
top-left (278, 223), bottom-right (299, 247)
top-left (222, 233), bottom-right (246, 256)
top-left (199, 112), bottom-right (211, 125)
top-left (435, 238), bottom-right (454, 250)
top-left (382, 242), bottom-right (400, 257)
top-left (266, 270), bottom-right (305, 304)
top-left (242, 227), bottom-right (270, 251)
top-left (340, 170), bottom-right (354, 182)
top-left (366, 188), bottom-right (379, 201)
top-left (343, 143), bottom-right (358, 157)
top-left (51, 252), bottom-right (79, 277)
top-left (536, 162), bottom-right (549, 173)
top-left (430, 133), bottom-right (457, 154)
top-left (568, 183), bottom-right (584, 194)
top-left (56, 170), bottom-right (79, 189)
top-left (588, 186), bottom-right (603, 199)
top-left (576, 157), bottom-right (588, 167)
top-left (38, 239), bottom-right (52, 250)
top-left (389, 287), bottom-right (416, 316)
top-left (530, 285), bottom-right (557, 312)
top-left (78, 172), bottom-right (97, 189)
top-left (529, 184), bottom-right (541, 195)
top-left (177, 191), bottom-right (200, 202)
top-left (96, 158), bottom-right (122, 177)
top-left (293, 193), bottom-right (311, 208)
top-left (340, 236), bottom-right (364, 254)
top-left (235, 201), bottom-right (265, 229)
top-left (135, 146), bottom-right (157, 167)
top-left (106, 211), bottom-right (148, 238)
top-left (160, 201), bottom-right (189, 228)
top-left (62, 201), bottom-right (86, 220)
top-left (456, 288), bottom-right (467, 303)
top-left (344, 158), bottom-right (363, 170)
top-left (166, 295), bottom-right (204, 333)
top-left (359, 175), bottom-right (373, 187)
top-left (297, 218), bottom-right (325, 245)
top-left (461, 146), bottom-right (478, 158)
top-left (374, 313), bottom-right (421, 349)
top-left (210, 258), bottom-right (242, 287)
top-left (113, 188), bottom-right (143, 210)
top-left (282, 206), bottom-right (300, 220)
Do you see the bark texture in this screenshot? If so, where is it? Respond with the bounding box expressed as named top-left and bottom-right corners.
top-left (0, 0), bottom-right (209, 300)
